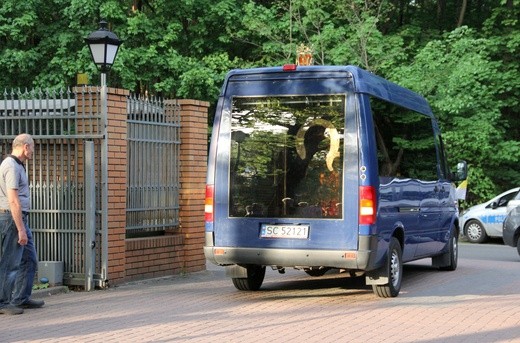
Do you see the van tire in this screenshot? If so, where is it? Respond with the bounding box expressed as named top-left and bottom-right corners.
top-left (517, 236), bottom-right (520, 256)
top-left (465, 219), bottom-right (487, 243)
top-left (231, 265), bottom-right (266, 291)
top-left (434, 229), bottom-right (458, 271)
top-left (372, 237), bottom-right (403, 298)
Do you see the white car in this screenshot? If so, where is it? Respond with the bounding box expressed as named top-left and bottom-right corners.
top-left (460, 187), bottom-right (520, 243)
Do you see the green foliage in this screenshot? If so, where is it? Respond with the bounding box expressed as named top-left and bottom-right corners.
top-left (393, 25), bottom-right (520, 203)
top-left (0, 0), bottom-right (518, 204)
top-left (32, 283), bottom-right (49, 290)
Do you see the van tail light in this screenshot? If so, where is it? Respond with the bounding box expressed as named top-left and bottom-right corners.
top-left (283, 64), bottom-right (297, 71)
top-left (205, 184), bottom-right (214, 223)
top-left (359, 186), bottom-right (376, 225)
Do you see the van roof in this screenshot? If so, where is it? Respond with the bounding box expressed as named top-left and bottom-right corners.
top-left (224, 65), bottom-right (433, 117)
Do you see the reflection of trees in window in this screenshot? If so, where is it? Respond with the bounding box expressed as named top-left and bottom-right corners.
top-left (230, 95), bottom-right (344, 218)
top-left (372, 99), bottom-right (437, 180)
top-left (232, 130), bottom-right (290, 178)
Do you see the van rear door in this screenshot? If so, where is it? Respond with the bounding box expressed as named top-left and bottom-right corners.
top-left (211, 70), bottom-right (360, 253)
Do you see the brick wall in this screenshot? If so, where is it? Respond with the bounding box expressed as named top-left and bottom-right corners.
top-left (105, 87), bottom-right (130, 283)
top-left (80, 88), bottom-right (209, 284)
top-left (122, 99), bottom-right (209, 282)
top-left (177, 100), bottom-right (209, 272)
top-left (125, 235), bottom-right (185, 279)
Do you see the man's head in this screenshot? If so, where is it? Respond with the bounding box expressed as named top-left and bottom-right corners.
top-left (12, 133), bottom-right (34, 162)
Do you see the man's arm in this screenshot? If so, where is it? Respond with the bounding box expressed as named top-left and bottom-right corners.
top-left (7, 188), bottom-right (28, 246)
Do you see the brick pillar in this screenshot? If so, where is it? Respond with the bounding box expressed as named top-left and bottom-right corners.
top-left (177, 99), bottom-right (209, 272)
top-left (73, 86), bottom-right (129, 286)
top-left (105, 87), bottom-right (130, 284)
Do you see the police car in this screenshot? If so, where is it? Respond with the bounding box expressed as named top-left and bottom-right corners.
top-left (460, 187), bottom-right (520, 243)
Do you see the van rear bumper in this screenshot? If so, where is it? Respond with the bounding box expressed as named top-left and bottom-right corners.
top-left (204, 234), bottom-right (379, 271)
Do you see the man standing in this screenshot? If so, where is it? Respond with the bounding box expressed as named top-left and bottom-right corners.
top-left (0, 133), bottom-right (44, 315)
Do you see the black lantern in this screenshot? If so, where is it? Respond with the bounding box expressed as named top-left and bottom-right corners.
top-left (84, 20), bottom-right (122, 73)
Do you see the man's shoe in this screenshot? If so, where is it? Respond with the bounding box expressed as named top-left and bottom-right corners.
top-left (18, 299), bottom-right (45, 309)
top-left (0, 305), bottom-right (24, 315)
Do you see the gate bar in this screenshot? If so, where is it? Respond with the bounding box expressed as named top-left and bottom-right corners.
top-left (84, 141), bottom-right (96, 291)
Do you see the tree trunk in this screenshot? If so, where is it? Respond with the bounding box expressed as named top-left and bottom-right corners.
top-left (457, 0), bottom-right (468, 27)
top-left (437, 0), bottom-right (446, 30)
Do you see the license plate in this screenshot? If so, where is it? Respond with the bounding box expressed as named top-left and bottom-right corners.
top-left (260, 224), bottom-right (309, 239)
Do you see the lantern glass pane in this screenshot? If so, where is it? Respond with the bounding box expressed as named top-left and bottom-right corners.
top-left (105, 44), bottom-right (119, 65)
top-left (89, 44), bottom-right (106, 64)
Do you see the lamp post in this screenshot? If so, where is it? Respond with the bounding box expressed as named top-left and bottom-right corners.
top-left (84, 20), bottom-right (121, 291)
top-left (84, 19), bottom-right (122, 87)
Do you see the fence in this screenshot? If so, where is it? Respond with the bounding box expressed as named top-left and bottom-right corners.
top-left (126, 95), bottom-right (181, 237)
top-left (1, 87), bottom-right (207, 287)
top-left (0, 87), bottom-right (104, 286)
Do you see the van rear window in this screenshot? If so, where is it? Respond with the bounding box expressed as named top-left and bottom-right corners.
top-left (229, 95), bottom-right (345, 219)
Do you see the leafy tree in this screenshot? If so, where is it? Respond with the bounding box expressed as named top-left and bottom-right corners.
top-left (393, 26), bottom-right (520, 204)
top-left (0, 0), bottom-right (518, 204)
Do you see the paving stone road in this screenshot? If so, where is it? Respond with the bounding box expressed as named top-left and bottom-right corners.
top-left (1, 243), bottom-right (519, 343)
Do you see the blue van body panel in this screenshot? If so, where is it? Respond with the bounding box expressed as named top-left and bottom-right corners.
top-left (206, 65), bottom-right (456, 274)
top-left (221, 66), bottom-right (434, 117)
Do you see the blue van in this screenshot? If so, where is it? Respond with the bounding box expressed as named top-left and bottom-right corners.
top-left (204, 65), bottom-right (467, 297)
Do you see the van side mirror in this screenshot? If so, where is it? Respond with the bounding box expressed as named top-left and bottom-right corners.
top-left (451, 161), bottom-right (468, 181)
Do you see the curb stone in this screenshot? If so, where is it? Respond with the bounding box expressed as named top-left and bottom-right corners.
top-left (32, 286), bottom-right (69, 298)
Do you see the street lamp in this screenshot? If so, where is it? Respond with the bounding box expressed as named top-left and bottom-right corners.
top-left (84, 19), bottom-right (122, 86)
top-left (83, 19), bottom-right (121, 291)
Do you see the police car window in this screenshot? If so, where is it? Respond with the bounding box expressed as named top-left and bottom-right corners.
top-left (499, 191), bottom-right (517, 206)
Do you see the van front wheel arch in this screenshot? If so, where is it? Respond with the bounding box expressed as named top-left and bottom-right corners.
top-left (372, 237), bottom-right (403, 298)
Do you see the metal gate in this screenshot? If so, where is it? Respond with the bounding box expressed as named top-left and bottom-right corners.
top-left (0, 88), bottom-right (105, 288)
top-left (126, 96), bottom-right (181, 237)
top-left (1, 88), bottom-right (180, 287)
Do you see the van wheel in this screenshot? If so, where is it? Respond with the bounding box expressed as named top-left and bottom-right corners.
top-left (372, 237), bottom-right (403, 298)
top-left (465, 220), bottom-right (487, 243)
top-left (231, 265), bottom-right (266, 291)
top-left (435, 229), bottom-right (458, 271)
top-left (517, 236), bottom-right (520, 256)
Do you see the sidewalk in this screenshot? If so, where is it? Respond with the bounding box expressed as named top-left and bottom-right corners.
top-left (2, 256), bottom-right (520, 343)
